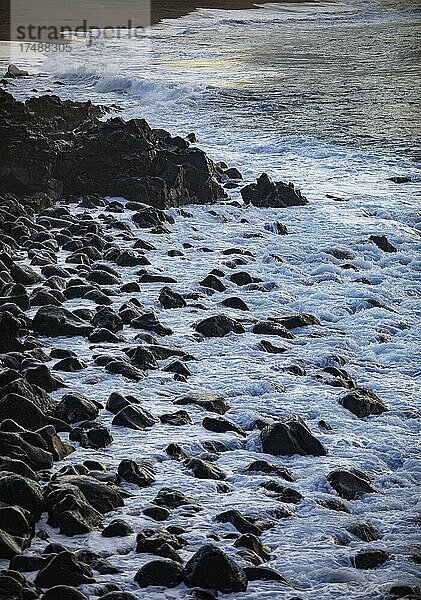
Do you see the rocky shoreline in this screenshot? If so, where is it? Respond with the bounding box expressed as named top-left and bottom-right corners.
top-left (0, 92), bottom-right (418, 600)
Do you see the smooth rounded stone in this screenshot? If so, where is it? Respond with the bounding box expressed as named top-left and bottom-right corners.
top-left (318, 419), bottom-right (333, 431)
top-left (92, 307), bottom-right (123, 333)
top-left (10, 263), bottom-right (42, 285)
top-left (221, 297), bottom-right (250, 311)
top-left (261, 414), bottom-right (327, 456)
top-left (185, 458), bottom-right (226, 481)
top-left (339, 387), bottom-right (388, 418)
top-left (225, 167), bottom-right (243, 179)
top-left (53, 357), bottom-right (86, 372)
top-left (199, 274), bottom-right (227, 292)
top-left (112, 405), bottom-right (158, 430)
top-left (242, 460), bottom-right (294, 482)
top-left (102, 519), bottom-right (134, 537)
top-left (347, 522), bottom-right (379, 541)
top-left (327, 469), bottom-right (376, 500)
top-left (138, 271), bottom-right (177, 284)
top-left (369, 234), bottom-right (397, 253)
top-left (142, 506), bottom-right (171, 521)
top-left (165, 443), bottom-right (189, 461)
top-left (54, 393), bottom-right (98, 423)
top-left (24, 361), bottom-right (66, 391)
top-left (244, 566), bottom-right (291, 584)
top-left (0, 472), bottom-right (44, 520)
top-left (42, 542), bottom-right (69, 555)
top-left (252, 320), bottom-right (294, 339)
top-left (35, 551), bottom-right (94, 588)
top-left (0, 528), bottom-right (28, 560)
top-left (32, 306), bottom-right (93, 337)
top-left (194, 314), bottom-right (245, 337)
top-left (9, 554), bottom-right (46, 572)
top-left (130, 312), bottom-right (173, 336)
top-left (202, 416), bottom-right (246, 437)
top-left (174, 392), bottom-right (230, 415)
top-left (120, 282), bottom-right (141, 293)
top-left (241, 173), bottom-right (308, 208)
top-left (115, 250), bottom-right (149, 267)
top-left (159, 286), bottom-right (187, 309)
top-left (160, 410), bottom-right (192, 426)
top-left (354, 549), bottom-right (390, 569)
top-left (118, 459), bottom-right (155, 487)
top-left (230, 271), bottom-right (256, 286)
top-left (80, 426), bottom-right (113, 449)
top-left (135, 559), bottom-right (184, 588)
top-left (41, 586), bottom-right (89, 600)
top-left (215, 510), bottom-right (270, 535)
top-left (184, 544), bottom-right (248, 593)
top-left (234, 533), bottom-right (271, 561)
top-left (105, 392), bottom-right (140, 415)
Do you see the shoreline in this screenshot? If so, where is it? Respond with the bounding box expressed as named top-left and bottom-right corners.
top-left (0, 89), bottom-right (418, 599)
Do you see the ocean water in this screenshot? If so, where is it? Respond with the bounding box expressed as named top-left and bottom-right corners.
top-left (1, 1), bottom-right (421, 598)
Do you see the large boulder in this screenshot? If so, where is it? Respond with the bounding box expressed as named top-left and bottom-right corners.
top-left (260, 414), bottom-right (327, 456)
top-left (32, 306), bottom-right (93, 337)
top-left (53, 393), bottom-right (99, 423)
top-left (184, 544), bottom-right (248, 593)
top-left (0, 472), bottom-right (44, 519)
top-left (34, 551), bottom-right (94, 588)
top-left (241, 173), bottom-right (308, 208)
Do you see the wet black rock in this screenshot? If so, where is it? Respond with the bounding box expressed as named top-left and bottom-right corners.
top-left (234, 533), bottom-right (271, 561)
top-left (354, 549), bottom-right (390, 569)
top-left (327, 469), bottom-right (376, 500)
top-left (221, 297), bottom-right (250, 311)
top-left (153, 488), bottom-right (195, 509)
top-left (243, 460), bottom-right (293, 482)
top-left (216, 510), bottom-right (268, 536)
top-left (199, 274), bottom-right (227, 292)
top-left (54, 393), bottom-right (98, 423)
top-left (46, 475), bottom-right (126, 514)
top-left (174, 392), bottom-right (229, 415)
top-left (316, 498), bottom-right (351, 513)
top-left (369, 234), bottom-right (397, 253)
top-left (159, 286), bottom-right (187, 309)
top-left (194, 314), bottom-right (245, 337)
top-left (258, 339), bottom-right (287, 353)
top-left (339, 387), bottom-right (388, 418)
top-left (130, 312), bottom-right (173, 336)
top-left (92, 306), bottom-right (123, 332)
top-left (160, 410), bottom-right (192, 426)
top-left (136, 527), bottom-right (187, 558)
top-left (105, 392), bottom-right (140, 415)
top-left (347, 522), bottom-right (379, 542)
top-left (202, 416), bottom-right (246, 437)
top-left (34, 551), bottom-right (94, 588)
top-left (143, 506), bottom-right (171, 521)
top-left (185, 458), bottom-right (227, 480)
top-left (241, 173), bottom-right (308, 208)
top-left (0, 311), bottom-right (25, 353)
top-left (244, 566), bottom-right (291, 584)
top-left (274, 313), bottom-right (321, 329)
top-left (0, 472), bottom-right (44, 520)
top-left (102, 519), bottom-right (134, 537)
top-left (53, 357), bottom-right (86, 372)
top-left (41, 586), bottom-right (89, 600)
top-left (253, 320), bottom-right (294, 339)
top-left (118, 459), bottom-right (155, 487)
top-left (260, 480), bottom-right (303, 503)
top-left (112, 405), bottom-right (158, 430)
top-left (261, 415), bottom-right (327, 457)
top-left (134, 559), bottom-right (184, 588)
top-left (88, 327), bottom-right (124, 343)
top-left (32, 306), bottom-right (93, 337)
top-left (184, 544), bottom-right (248, 593)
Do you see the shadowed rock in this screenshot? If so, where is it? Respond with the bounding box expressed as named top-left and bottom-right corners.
top-left (241, 173), bottom-right (308, 208)
top-left (184, 544), bottom-right (248, 593)
top-left (327, 469), bottom-right (376, 500)
top-left (261, 415), bottom-right (327, 456)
